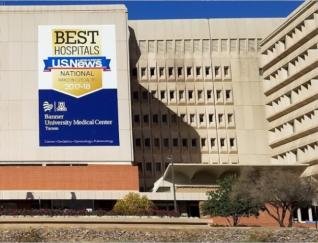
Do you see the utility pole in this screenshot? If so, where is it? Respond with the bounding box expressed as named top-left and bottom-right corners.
top-left (167, 155), bottom-right (178, 214)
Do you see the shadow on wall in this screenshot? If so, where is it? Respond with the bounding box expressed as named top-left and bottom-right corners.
top-left (128, 27), bottom-right (202, 191)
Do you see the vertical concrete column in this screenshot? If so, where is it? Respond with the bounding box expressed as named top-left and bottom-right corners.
top-left (309, 207), bottom-right (313, 222)
top-left (297, 208), bottom-right (302, 222)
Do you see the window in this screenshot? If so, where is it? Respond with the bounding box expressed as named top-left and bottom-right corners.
top-left (168, 67), bottom-right (174, 77)
top-left (197, 90), bottom-right (203, 100)
top-left (159, 67), bottom-right (164, 77)
top-left (180, 113), bottom-right (186, 122)
top-left (201, 138), bottom-right (206, 147)
top-left (205, 66), bottom-right (210, 76)
top-left (225, 90), bottom-right (231, 100)
top-left (177, 67), bottom-right (183, 77)
top-left (144, 138), bottom-right (150, 147)
top-left (154, 138), bottom-right (160, 147)
top-left (187, 67), bottom-right (192, 77)
top-left (163, 138), bottom-right (169, 147)
top-left (190, 114), bottom-right (195, 123)
top-left (150, 90), bottom-right (157, 98)
top-left (134, 115), bottom-right (140, 123)
top-left (220, 138), bottom-right (225, 147)
top-left (218, 114), bottom-right (224, 123)
top-left (199, 114), bottom-right (204, 123)
top-left (141, 67), bottom-right (146, 78)
top-left (188, 90), bottom-right (193, 100)
top-left (207, 90), bottom-right (212, 99)
top-left (214, 66), bottom-right (220, 76)
top-left (228, 113), bottom-right (234, 123)
top-left (146, 162), bottom-right (152, 172)
top-left (135, 138), bottom-right (141, 147)
top-left (155, 162), bottom-right (161, 172)
top-left (229, 138), bottom-right (235, 147)
top-left (224, 66), bottom-right (230, 77)
top-left (160, 90), bottom-right (166, 99)
top-left (182, 138), bottom-right (188, 147)
top-left (171, 114), bottom-right (177, 123)
top-left (142, 91), bottom-right (148, 100)
top-left (208, 114), bottom-right (214, 123)
top-left (150, 67), bottom-right (155, 77)
top-left (210, 138), bottom-right (216, 148)
top-left (179, 90), bottom-right (185, 100)
top-left (152, 114), bottom-right (158, 123)
top-left (169, 90), bottom-right (175, 100)
top-left (191, 138), bottom-right (197, 147)
top-left (133, 91), bottom-right (139, 101)
top-left (173, 138), bottom-right (179, 147)
top-left (162, 114), bottom-right (167, 123)
top-left (143, 115), bottom-right (149, 123)
top-left (216, 90), bottom-right (222, 100)
top-left (196, 67), bottom-right (201, 76)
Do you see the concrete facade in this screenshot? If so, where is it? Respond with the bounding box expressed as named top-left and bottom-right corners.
top-left (260, 1), bottom-right (318, 169)
top-left (129, 18), bottom-right (283, 190)
top-left (0, 5), bottom-right (133, 163)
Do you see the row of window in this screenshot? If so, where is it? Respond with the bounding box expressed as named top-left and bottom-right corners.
top-left (133, 112), bottom-right (235, 127)
top-left (261, 12), bottom-right (318, 65)
top-left (132, 88), bottom-right (233, 104)
top-left (136, 161), bottom-right (170, 174)
top-left (139, 38), bottom-right (261, 55)
top-left (264, 45), bottom-right (315, 86)
top-left (131, 65), bottom-right (231, 81)
top-left (266, 79), bottom-right (315, 117)
top-left (138, 155), bottom-right (239, 175)
top-left (134, 137), bottom-right (237, 150)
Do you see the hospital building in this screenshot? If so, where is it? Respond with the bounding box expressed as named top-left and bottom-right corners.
top-left (0, 0), bottom-right (316, 220)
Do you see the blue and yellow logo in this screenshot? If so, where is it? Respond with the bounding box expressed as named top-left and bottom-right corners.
top-left (43, 29), bottom-right (111, 97)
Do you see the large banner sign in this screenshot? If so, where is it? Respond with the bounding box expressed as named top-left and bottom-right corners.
top-left (38, 25), bottom-right (119, 146)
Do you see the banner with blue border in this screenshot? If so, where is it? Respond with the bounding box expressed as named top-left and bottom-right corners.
top-left (38, 25), bottom-right (119, 146)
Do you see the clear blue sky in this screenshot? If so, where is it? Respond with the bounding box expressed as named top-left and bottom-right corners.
top-left (0, 1), bottom-right (304, 20)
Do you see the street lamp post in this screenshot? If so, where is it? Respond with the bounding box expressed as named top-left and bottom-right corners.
top-left (167, 155), bottom-right (178, 214)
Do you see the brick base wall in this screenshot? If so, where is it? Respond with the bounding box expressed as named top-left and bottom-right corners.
top-left (0, 165), bottom-right (139, 190)
top-left (209, 205), bottom-right (291, 227)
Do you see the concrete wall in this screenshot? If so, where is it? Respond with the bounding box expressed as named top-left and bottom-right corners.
top-left (128, 18), bottom-right (284, 189)
top-left (0, 5), bottom-right (133, 163)
top-left (260, 1), bottom-right (318, 166)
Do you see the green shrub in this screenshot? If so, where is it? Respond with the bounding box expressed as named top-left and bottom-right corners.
top-left (112, 192), bottom-right (155, 215)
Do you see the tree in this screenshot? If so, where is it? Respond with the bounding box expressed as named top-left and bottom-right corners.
top-left (232, 168), bottom-right (317, 227)
top-left (112, 192), bottom-right (154, 215)
top-left (201, 175), bottom-right (261, 226)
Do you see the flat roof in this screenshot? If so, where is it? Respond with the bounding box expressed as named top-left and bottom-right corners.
top-left (0, 4), bottom-right (127, 12)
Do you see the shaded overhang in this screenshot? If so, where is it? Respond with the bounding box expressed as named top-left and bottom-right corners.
top-left (162, 163), bottom-right (308, 183)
